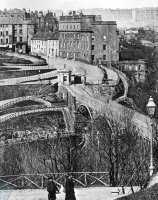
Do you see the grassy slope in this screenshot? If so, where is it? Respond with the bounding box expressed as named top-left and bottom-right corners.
top-left (117, 183), bottom-right (158, 200)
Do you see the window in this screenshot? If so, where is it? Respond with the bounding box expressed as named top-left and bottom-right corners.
top-left (6, 38), bottom-right (8, 43)
top-left (6, 24), bottom-right (8, 27)
top-left (0, 32), bottom-right (2, 36)
top-left (19, 24), bottom-right (22, 27)
top-left (87, 35), bottom-right (88, 41)
top-left (6, 31), bottom-right (8, 35)
top-left (63, 25), bottom-right (65, 29)
top-left (77, 34), bottom-right (79, 39)
top-left (74, 34), bottom-right (75, 39)
top-left (138, 65), bottom-right (141, 71)
top-left (14, 37), bottom-right (17, 42)
top-left (74, 25), bottom-right (75, 29)
top-left (103, 45), bottom-right (106, 50)
top-left (14, 29), bottom-right (17, 34)
top-left (103, 35), bottom-right (106, 40)
top-left (70, 25), bottom-right (72, 29)
top-left (92, 45), bottom-right (95, 51)
top-left (0, 39), bottom-right (2, 43)
top-left (20, 37), bottom-right (22, 42)
top-left (70, 41), bottom-right (72, 47)
top-left (91, 55), bottom-right (95, 61)
top-left (77, 25), bottom-right (79, 29)
top-left (19, 29), bottom-right (23, 34)
top-left (103, 55), bottom-right (106, 61)
top-left (92, 36), bottom-right (95, 41)
top-left (63, 76), bottom-right (67, 81)
top-left (66, 25), bottom-right (68, 29)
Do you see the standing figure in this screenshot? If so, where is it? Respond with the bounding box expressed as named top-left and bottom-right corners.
top-left (47, 176), bottom-right (58, 200)
top-left (65, 174), bottom-right (76, 200)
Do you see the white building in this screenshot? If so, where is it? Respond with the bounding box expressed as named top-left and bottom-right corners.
top-left (31, 31), bottom-right (59, 56)
top-left (47, 31), bottom-right (59, 57)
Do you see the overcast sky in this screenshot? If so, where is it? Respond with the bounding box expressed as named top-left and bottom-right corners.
top-left (1, 0), bottom-right (158, 12)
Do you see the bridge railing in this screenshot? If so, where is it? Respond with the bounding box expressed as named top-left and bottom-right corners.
top-left (60, 84), bottom-right (151, 139)
top-left (0, 172), bottom-right (109, 190)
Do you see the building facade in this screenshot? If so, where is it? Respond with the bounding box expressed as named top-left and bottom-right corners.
top-left (117, 60), bottom-right (147, 83)
top-left (59, 13), bottom-right (119, 64)
top-left (0, 16), bottom-right (34, 53)
top-left (91, 21), bottom-right (119, 63)
top-left (47, 32), bottom-right (59, 57)
top-left (31, 31), bottom-right (59, 57)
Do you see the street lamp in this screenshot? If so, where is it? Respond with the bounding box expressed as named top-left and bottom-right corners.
top-left (146, 96), bottom-right (156, 176)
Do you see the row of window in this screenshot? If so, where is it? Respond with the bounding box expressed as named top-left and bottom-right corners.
top-left (59, 51), bottom-right (89, 59)
top-left (0, 25), bottom-right (8, 27)
top-left (14, 37), bottom-right (23, 42)
top-left (60, 33), bottom-right (90, 41)
top-left (0, 38), bottom-right (9, 43)
top-left (60, 41), bottom-right (89, 51)
top-left (0, 24), bottom-right (23, 28)
top-left (0, 31), bottom-right (8, 35)
top-left (48, 40), bottom-right (58, 46)
top-left (59, 51), bottom-right (106, 61)
top-left (92, 45), bottom-right (106, 51)
top-left (59, 24), bottom-right (80, 30)
top-left (91, 55), bottom-right (106, 61)
top-left (14, 29), bottom-right (23, 34)
top-left (32, 40), bottom-right (46, 45)
top-left (60, 33), bottom-right (107, 41)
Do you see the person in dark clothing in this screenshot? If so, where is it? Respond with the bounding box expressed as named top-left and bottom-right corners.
top-left (65, 174), bottom-right (76, 200)
top-left (47, 176), bottom-right (59, 200)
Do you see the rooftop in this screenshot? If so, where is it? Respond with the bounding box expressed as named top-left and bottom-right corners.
top-left (32, 31), bottom-right (59, 41)
top-left (0, 16), bottom-right (27, 24)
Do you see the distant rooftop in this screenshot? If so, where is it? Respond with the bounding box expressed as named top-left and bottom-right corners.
top-left (0, 16), bottom-right (27, 24)
top-left (32, 31), bottom-right (59, 41)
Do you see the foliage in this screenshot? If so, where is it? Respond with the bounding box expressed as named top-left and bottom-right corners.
top-left (119, 39), bottom-right (154, 61)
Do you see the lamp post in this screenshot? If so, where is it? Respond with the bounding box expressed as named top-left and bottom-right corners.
top-left (146, 96), bottom-right (156, 176)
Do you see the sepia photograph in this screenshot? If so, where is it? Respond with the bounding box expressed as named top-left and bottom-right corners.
top-left (0, 0), bottom-right (158, 199)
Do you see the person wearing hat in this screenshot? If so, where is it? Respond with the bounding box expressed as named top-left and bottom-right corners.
top-left (47, 176), bottom-right (59, 200)
top-left (64, 174), bottom-right (76, 200)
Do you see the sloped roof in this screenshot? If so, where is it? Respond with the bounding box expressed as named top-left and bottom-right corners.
top-left (47, 31), bottom-right (59, 40)
top-left (0, 16), bottom-right (26, 24)
top-left (0, 17), bottom-right (11, 24)
top-left (10, 17), bottom-right (26, 24)
top-left (32, 31), bottom-right (59, 41)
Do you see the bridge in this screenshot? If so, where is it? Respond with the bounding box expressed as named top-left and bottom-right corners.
top-left (58, 83), bottom-right (151, 139)
top-left (0, 54), bottom-right (152, 140)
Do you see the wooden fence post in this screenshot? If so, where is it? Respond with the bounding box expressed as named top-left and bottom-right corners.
top-left (42, 175), bottom-right (44, 189)
top-left (84, 174), bottom-right (87, 187)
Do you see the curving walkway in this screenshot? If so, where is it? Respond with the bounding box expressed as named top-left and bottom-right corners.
top-left (0, 70), bottom-right (57, 85)
top-left (0, 107), bottom-right (72, 132)
top-left (0, 96), bottom-right (52, 110)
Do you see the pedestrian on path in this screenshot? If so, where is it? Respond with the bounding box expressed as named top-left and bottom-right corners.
top-left (64, 174), bottom-right (76, 200)
top-left (47, 176), bottom-right (59, 200)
